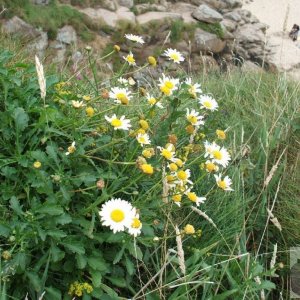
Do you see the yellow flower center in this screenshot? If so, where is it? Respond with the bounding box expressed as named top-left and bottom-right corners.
top-left (166, 175), bottom-right (175, 183)
top-left (148, 56), bottom-right (157, 66)
top-left (203, 100), bottom-right (212, 109)
top-left (160, 86), bottom-right (171, 96)
top-left (141, 164), bottom-right (154, 175)
top-left (111, 119), bottom-right (122, 127)
top-left (177, 170), bottom-right (187, 181)
top-left (126, 55), bottom-right (135, 64)
top-left (139, 120), bottom-right (149, 130)
top-left (169, 163), bottom-right (178, 172)
top-left (206, 162), bottom-right (216, 172)
top-left (68, 145), bottom-right (76, 154)
top-left (86, 107), bottom-right (94, 117)
top-left (110, 209), bottom-right (125, 222)
top-left (136, 128), bottom-right (146, 135)
top-left (132, 218), bottom-right (141, 228)
top-left (142, 149), bottom-right (152, 158)
top-left (187, 115), bottom-right (197, 124)
top-left (161, 149), bottom-right (173, 160)
top-left (83, 95), bottom-right (91, 101)
top-left (138, 136), bottom-right (146, 144)
top-left (116, 93), bottom-right (128, 105)
top-left (148, 98), bottom-right (157, 105)
top-left (216, 130), bottom-right (226, 140)
top-left (175, 159), bottom-right (184, 167)
top-left (33, 161), bottom-right (41, 169)
top-left (165, 81), bottom-right (174, 89)
top-left (184, 224), bottom-right (195, 235)
top-left (218, 180), bottom-right (227, 190)
top-left (187, 192), bottom-right (197, 202)
top-left (172, 194), bottom-right (182, 202)
top-left (213, 150), bottom-right (222, 160)
top-left (170, 53), bottom-right (179, 61)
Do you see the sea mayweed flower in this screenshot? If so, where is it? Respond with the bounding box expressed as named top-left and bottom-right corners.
top-left (146, 94), bottom-right (163, 108)
top-left (158, 74), bottom-right (179, 96)
top-left (125, 34), bottom-right (145, 44)
top-left (185, 78), bottom-right (202, 98)
top-left (66, 141), bottom-right (76, 155)
top-left (128, 213), bottom-right (143, 237)
top-left (186, 108), bottom-right (205, 126)
top-left (136, 133), bottom-right (151, 146)
top-left (164, 48), bottom-right (185, 64)
top-left (199, 95), bottom-right (218, 111)
top-left (109, 87), bottom-right (132, 105)
top-left (214, 174), bottom-right (234, 191)
top-left (123, 52), bottom-right (136, 66)
top-left (105, 114), bottom-right (131, 130)
top-left (148, 56), bottom-right (157, 66)
top-left (158, 144), bottom-right (176, 162)
top-left (99, 198), bottom-right (136, 233)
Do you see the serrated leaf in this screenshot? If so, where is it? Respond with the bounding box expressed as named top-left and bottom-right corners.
top-left (44, 286), bottom-right (62, 300)
top-left (76, 254), bottom-right (87, 269)
top-left (46, 145), bottom-right (59, 165)
top-left (50, 243), bottom-right (65, 263)
top-left (106, 276), bottom-right (126, 288)
top-left (62, 241), bottom-right (85, 254)
top-left (10, 196), bottom-right (23, 215)
top-left (46, 229), bottom-right (67, 238)
top-left (124, 255), bottom-right (134, 276)
top-left (90, 270), bottom-right (102, 288)
top-left (87, 256), bottom-right (107, 272)
top-left (13, 107), bottom-right (29, 131)
top-left (36, 203), bottom-right (64, 216)
top-left (26, 272), bottom-right (42, 292)
top-left (113, 246), bottom-right (125, 264)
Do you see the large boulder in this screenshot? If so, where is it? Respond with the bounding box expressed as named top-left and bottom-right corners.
top-left (137, 12), bottom-right (182, 25)
top-left (193, 28), bottom-right (226, 53)
top-left (135, 3), bottom-right (167, 15)
top-left (192, 4), bottom-right (223, 24)
top-left (170, 2), bottom-right (198, 24)
top-left (191, 0), bottom-right (241, 10)
top-left (235, 23), bottom-right (266, 45)
top-left (117, 0), bottom-right (134, 9)
top-left (57, 25), bottom-right (77, 45)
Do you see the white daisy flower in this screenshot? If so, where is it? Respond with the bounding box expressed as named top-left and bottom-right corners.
top-left (158, 144), bottom-right (176, 162)
top-left (128, 212), bottom-right (142, 237)
top-left (205, 160), bottom-right (219, 173)
top-left (186, 108), bottom-right (205, 126)
top-left (214, 174), bottom-right (234, 191)
top-left (199, 95), bottom-right (218, 111)
top-left (164, 48), bottom-right (185, 64)
top-left (65, 141), bottom-right (76, 156)
top-left (211, 146), bottom-right (231, 168)
top-left (136, 133), bottom-right (151, 146)
top-left (99, 198), bottom-right (136, 233)
top-left (186, 78), bottom-right (202, 97)
top-left (72, 100), bottom-right (85, 108)
top-left (146, 93), bottom-right (163, 108)
top-left (125, 34), bottom-right (145, 44)
top-left (204, 141), bottom-right (218, 158)
top-left (105, 114), bottom-right (131, 130)
top-left (109, 87), bottom-right (132, 105)
top-left (123, 52), bottom-right (136, 66)
top-left (158, 74), bottom-right (180, 96)
top-left (117, 77), bottom-right (128, 85)
top-left (176, 169), bottom-right (193, 186)
top-left (185, 191), bottom-right (206, 206)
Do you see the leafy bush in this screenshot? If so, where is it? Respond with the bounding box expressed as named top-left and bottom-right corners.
top-left (0, 35), bottom-right (294, 299)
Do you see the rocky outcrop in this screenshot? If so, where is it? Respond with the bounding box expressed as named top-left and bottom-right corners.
top-left (57, 26), bottom-right (77, 45)
top-left (192, 4), bottom-right (223, 24)
top-left (193, 28), bottom-right (226, 53)
top-left (137, 12), bottom-right (182, 25)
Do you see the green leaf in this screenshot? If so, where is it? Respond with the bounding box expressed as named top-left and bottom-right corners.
top-left (14, 252), bottom-right (27, 271)
top-left (113, 246), bottom-right (125, 264)
top-left (46, 229), bottom-right (67, 238)
top-left (76, 254), bottom-right (87, 269)
top-left (10, 196), bottom-right (23, 215)
top-left (127, 244), bottom-right (143, 261)
top-left (36, 203), bottom-right (64, 216)
top-left (46, 145), bottom-right (60, 166)
top-left (50, 243), bottom-right (65, 263)
top-left (26, 272), bottom-right (42, 292)
top-left (45, 287), bottom-right (62, 300)
top-left (90, 270), bottom-right (102, 288)
top-left (0, 224), bottom-right (10, 237)
top-left (87, 256), bottom-right (107, 272)
top-left (62, 240), bottom-right (85, 255)
top-left (13, 107), bottom-right (29, 131)
top-left (100, 284), bottom-right (119, 299)
top-left (106, 276), bottom-right (126, 288)
top-left (124, 255), bottom-right (135, 276)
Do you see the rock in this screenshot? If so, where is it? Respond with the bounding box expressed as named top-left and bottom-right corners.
top-left (220, 19), bottom-right (237, 32)
top-left (236, 24), bottom-right (266, 44)
top-left (193, 28), bottom-right (226, 53)
top-left (137, 12), bottom-right (182, 25)
top-left (192, 4), bottom-right (223, 24)
top-left (223, 11), bottom-right (242, 22)
top-left (102, 0), bottom-right (117, 11)
top-left (31, 0), bottom-right (49, 4)
top-left (80, 7), bottom-right (135, 28)
top-left (170, 2), bottom-right (198, 24)
top-left (2, 16), bottom-right (41, 38)
top-left (191, 0), bottom-right (241, 10)
top-left (191, 55), bottom-right (219, 72)
top-left (118, 0), bottom-right (134, 9)
top-left (135, 3), bottom-right (167, 15)
top-left (29, 31), bottom-right (48, 54)
top-left (57, 25), bottom-right (77, 45)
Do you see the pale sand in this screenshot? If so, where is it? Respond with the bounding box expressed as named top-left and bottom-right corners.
top-left (243, 0), bottom-right (300, 77)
